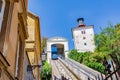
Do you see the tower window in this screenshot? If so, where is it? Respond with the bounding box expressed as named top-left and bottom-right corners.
top-left (0, 0), bottom-right (2, 12)
top-left (81, 31), bottom-right (85, 34)
top-left (83, 37), bottom-right (86, 39)
top-left (84, 43), bottom-right (87, 46)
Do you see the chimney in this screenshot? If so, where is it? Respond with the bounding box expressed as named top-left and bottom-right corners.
top-left (77, 18), bottom-right (85, 27)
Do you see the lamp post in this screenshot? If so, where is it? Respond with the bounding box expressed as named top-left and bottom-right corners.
top-left (42, 51), bottom-right (47, 63)
top-left (27, 65), bottom-right (41, 72)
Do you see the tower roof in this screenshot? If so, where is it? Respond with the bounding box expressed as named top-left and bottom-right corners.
top-left (77, 18), bottom-right (84, 22)
top-left (77, 18), bottom-right (85, 27)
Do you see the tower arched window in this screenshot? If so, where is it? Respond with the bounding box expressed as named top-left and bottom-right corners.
top-left (0, 0), bottom-right (5, 31)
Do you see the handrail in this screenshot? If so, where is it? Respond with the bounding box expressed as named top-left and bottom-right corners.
top-left (66, 58), bottom-right (100, 76)
top-left (59, 58), bottom-right (95, 80)
top-left (66, 59), bottom-right (98, 79)
top-left (58, 57), bottom-right (105, 80)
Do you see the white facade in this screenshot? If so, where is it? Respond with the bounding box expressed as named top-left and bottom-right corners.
top-left (72, 25), bottom-right (95, 52)
top-left (46, 37), bottom-right (69, 63)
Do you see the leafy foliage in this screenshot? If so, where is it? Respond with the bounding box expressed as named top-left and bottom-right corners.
top-left (68, 50), bottom-right (105, 73)
top-left (41, 37), bottom-right (48, 52)
top-left (95, 24), bottom-right (120, 69)
top-left (42, 61), bottom-right (52, 79)
top-left (95, 24), bottom-right (120, 56)
top-left (68, 50), bottom-right (90, 63)
top-left (84, 62), bottom-right (105, 73)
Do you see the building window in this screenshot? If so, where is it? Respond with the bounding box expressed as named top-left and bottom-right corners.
top-left (84, 43), bottom-right (87, 46)
top-left (83, 37), bottom-right (86, 39)
top-left (81, 31), bottom-right (85, 34)
top-left (0, 0), bottom-right (2, 12)
top-left (81, 31), bottom-right (83, 34)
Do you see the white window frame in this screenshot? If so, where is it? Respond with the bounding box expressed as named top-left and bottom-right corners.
top-left (0, 0), bottom-right (5, 32)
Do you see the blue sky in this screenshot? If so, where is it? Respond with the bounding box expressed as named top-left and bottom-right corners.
top-left (28, 0), bottom-right (120, 50)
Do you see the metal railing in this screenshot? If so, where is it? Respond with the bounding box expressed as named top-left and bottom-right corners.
top-left (58, 57), bottom-right (105, 80)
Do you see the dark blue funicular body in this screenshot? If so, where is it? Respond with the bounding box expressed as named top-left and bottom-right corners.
top-left (51, 45), bottom-right (58, 60)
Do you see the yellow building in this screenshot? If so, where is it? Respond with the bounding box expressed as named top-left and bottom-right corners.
top-left (26, 12), bottom-right (41, 80)
top-left (0, 0), bottom-right (28, 80)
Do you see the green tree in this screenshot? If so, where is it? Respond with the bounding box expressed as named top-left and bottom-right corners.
top-left (41, 37), bottom-right (48, 52)
top-left (95, 24), bottom-right (120, 56)
top-left (68, 50), bottom-right (105, 73)
top-left (95, 24), bottom-right (120, 75)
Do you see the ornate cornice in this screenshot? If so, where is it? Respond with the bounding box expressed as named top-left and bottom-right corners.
top-left (21, 0), bottom-right (27, 19)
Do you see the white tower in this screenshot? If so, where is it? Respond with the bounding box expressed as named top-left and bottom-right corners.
top-left (72, 18), bottom-right (95, 52)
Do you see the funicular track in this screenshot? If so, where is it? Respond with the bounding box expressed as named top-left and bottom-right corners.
top-left (52, 59), bottom-right (80, 80)
top-left (58, 58), bottom-right (104, 80)
top-left (52, 57), bottom-right (104, 80)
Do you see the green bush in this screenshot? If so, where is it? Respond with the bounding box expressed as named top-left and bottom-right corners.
top-left (68, 49), bottom-right (105, 74)
top-left (68, 49), bottom-right (90, 63)
top-left (42, 61), bottom-right (52, 80)
top-left (84, 61), bottom-right (105, 73)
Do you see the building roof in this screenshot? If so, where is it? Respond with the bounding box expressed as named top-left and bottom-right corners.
top-left (47, 36), bottom-right (68, 42)
top-left (27, 11), bottom-right (39, 19)
top-left (71, 25), bottom-right (94, 39)
top-left (72, 25), bottom-right (94, 31)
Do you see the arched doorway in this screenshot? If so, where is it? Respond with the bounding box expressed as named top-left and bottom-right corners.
top-left (51, 44), bottom-right (65, 60)
top-left (46, 37), bottom-right (69, 63)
